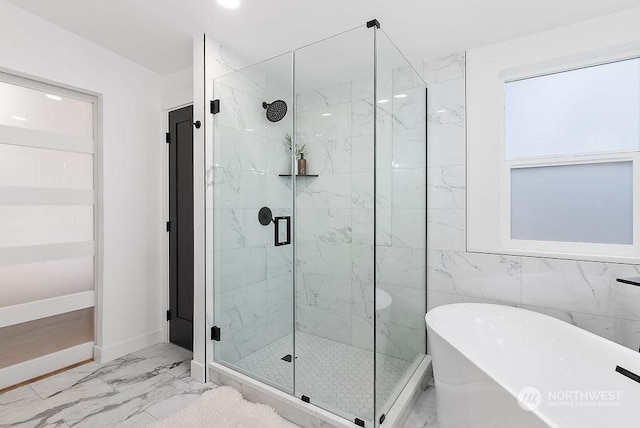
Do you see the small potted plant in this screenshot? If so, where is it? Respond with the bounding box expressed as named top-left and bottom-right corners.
top-left (284, 133), bottom-right (307, 175)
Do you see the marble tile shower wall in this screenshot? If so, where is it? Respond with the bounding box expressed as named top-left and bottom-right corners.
top-left (425, 52), bottom-right (640, 350)
top-left (207, 65), bottom-right (294, 363)
top-left (294, 66), bottom-right (427, 361)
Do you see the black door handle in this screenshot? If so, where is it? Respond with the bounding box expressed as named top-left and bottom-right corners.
top-left (274, 216), bottom-right (291, 246)
top-left (258, 207), bottom-right (291, 246)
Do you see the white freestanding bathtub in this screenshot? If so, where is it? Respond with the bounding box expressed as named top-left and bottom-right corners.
top-left (425, 303), bottom-right (640, 428)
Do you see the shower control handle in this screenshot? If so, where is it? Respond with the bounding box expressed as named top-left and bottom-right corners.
top-left (258, 207), bottom-right (291, 247)
top-left (274, 216), bottom-right (291, 246)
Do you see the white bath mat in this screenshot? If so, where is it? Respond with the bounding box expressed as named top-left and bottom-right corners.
top-left (149, 385), bottom-right (290, 428)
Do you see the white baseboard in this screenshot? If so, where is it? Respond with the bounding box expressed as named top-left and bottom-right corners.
top-left (190, 360), bottom-right (206, 383)
top-left (0, 341), bottom-right (94, 390)
top-left (94, 329), bottom-right (163, 364)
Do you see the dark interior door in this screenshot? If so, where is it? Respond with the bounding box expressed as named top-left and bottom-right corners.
top-left (168, 105), bottom-right (194, 351)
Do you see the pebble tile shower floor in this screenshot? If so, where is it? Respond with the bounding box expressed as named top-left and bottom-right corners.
top-left (234, 331), bottom-right (414, 422)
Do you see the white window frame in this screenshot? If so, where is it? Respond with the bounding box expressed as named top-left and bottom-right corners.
top-left (498, 57), bottom-right (640, 261)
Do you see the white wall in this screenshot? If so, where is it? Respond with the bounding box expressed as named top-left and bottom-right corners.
top-left (0, 0), bottom-right (165, 362)
top-left (163, 66), bottom-right (193, 110)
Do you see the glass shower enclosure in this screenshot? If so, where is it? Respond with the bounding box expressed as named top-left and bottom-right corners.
top-left (207, 21), bottom-right (427, 426)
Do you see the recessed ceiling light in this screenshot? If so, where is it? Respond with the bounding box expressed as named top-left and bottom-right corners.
top-left (244, 128), bottom-right (255, 132)
top-left (11, 116), bottom-right (26, 121)
top-left (46, 94), bottom-right (62, 101)
top-left (217, 0), bottom-right (240, 9)
top-left (394, 94), bottom-right (407, 98)
top-left (377, 99), bottom-right (390, 104)
top-left (436, 109), bottom-right (448, 113)
top-left (321, 113), bottom-right (332, 117)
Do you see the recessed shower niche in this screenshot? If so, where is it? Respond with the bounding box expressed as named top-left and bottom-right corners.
top-left (206, 21), bottom-right (427, 426)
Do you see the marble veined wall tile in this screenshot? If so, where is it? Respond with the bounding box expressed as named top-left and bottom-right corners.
top-left (392, 65), bottom-right (426, 93)
top-left (213, 125), bottom-right (268, 173)
top-left (522, 258), bottom-right (640, 321)
top-left (427, 78), bottom-right (465, 126)
top-left (392, 87), bottom-right (426, 131)
top-left (427, 209), bottom-right (465, 251)
top-left (296, 241), bottom-right (352, 279)
top-left (428, 251), bottom-right (522, 304)
top-left (212, 167), bottom-right (268, 209)
top-left (352, 70), bottom-right (392, 101)
top-left (427, 166), bottom-right (465, 209)
top-left (216, 281), bottom-right (268, 331)
top-left (393, 168), bottom-right (426, 209)
top-left (422, 52), bottom-right (465, 85)
top-left (352, 315), bottom-right (374, 351)
top-left (426, 290), bottom-right (518, 313)
top-left (377, 246), bottom-right (425, 290)
top-left (297, 82), bottom-right (351, 113)
top-left (214, 245), bottom-right (267, 293)
top-left (216, 63), bottom-right (268, 101)
top-left (267, 274), bottom-right (293, 315)
top-left (303, 138), bottom-right (352, 175)
top-left (392, 127), bottom-right (427, 170)
top-left (296, 208), bottom-right (352, 244)
top-left (351, 170), bottom-right (392, 209)
top-left (221, 316), bottom-right (269, 362)
top-left (297, 272), bottom-right (351, 314)
top-left (351, 208), bottom-right (391, 247)
top-left (352, 99), bottom-right (393, 137)
top-left (351, 244), bottom-right (374, 319)
top-left (379, 284), bottom-right (426, 329)
top-left (521, 304), bottom-right (640, 351)
top-left (427, 122), bottom-right (465, 167)
top-left (377, 321), bottom-right (425, 361)
top-left (266, 309), bottom-right (293, 344)
top-left (213, 83), bottom-right (270, 136)
top-left (296, 173), bottom-right (352, 208)
top-left (266, 244), bottom-right (293, 280)
top-left (392, 209), bottom-right (426, 249)
top-left (213, 208), bottom-right (267, 251)
top-left (296, 104), bottom-right (351, 142)
top-left (297, 304), bottom-right (352, 345)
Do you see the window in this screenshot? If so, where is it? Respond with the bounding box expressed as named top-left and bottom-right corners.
top-left (502, 58), bottom-right (640, 258)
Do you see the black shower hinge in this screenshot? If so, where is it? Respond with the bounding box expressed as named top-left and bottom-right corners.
top-left (211, 99), bottom-right (220, 114)
top-left (366, 19), bottom-right (380, 29)
top-left (165, 132), bottom-right (171, 143)
top-left (211, 326), bottom-right (221, 341)
top-left (166, 310), bottom-right (171, 321)
top-left (379, 413), bottom-right (386, 424)
top-left (301, 395), bottom-right (310, 403)
top-left (355, 418), bottom-right (365, 427)
top-left (166, 221), bottom-right (172, 232)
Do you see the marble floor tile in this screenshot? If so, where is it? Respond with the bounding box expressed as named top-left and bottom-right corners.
top-left (0, 384), bottom-right (43, 420)
top-left (0, 378), bottom-right (118, 427)
top-left (145, 381), bottom-right (217, 419)
top-left (404, 386), bottom-right (438, 428)
top-left (29, 362), bottom-right (102, 399)
top-left (63, 373), bottom-right (191, 427)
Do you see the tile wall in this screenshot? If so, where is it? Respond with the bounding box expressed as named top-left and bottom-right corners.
top-left (425, 52), bottom-right (640, 351)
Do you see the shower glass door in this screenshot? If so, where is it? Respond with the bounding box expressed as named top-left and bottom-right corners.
top-left (211, 52), bottom-right (295, 393)
top-left (293, 25), bottom-right (376, 424)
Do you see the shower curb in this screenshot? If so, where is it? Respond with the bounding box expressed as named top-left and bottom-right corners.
top-left (209, 356), bottom-right (432, 427)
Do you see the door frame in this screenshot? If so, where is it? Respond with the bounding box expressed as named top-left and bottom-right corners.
top-left (163, 102), bottom-right (193, 344)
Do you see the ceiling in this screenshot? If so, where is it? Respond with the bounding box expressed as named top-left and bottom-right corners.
top-left (7, 0), bottom-right (640, 76)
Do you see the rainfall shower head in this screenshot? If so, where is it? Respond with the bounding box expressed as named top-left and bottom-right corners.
top-left (262, 100), bottom-right (287, 122)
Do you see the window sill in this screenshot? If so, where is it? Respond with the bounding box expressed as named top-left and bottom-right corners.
top-left (466, 247), bottom-right (640, 266)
